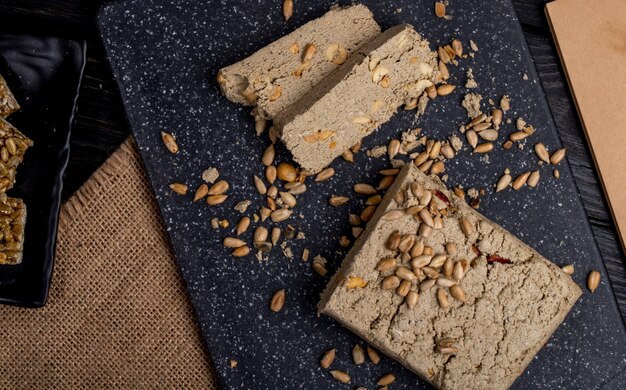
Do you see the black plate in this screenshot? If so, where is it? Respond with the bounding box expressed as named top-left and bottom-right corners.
top-left (0, 33), bottom-right (85, 307)
top-left (98, 0), bottom-right (626, 388)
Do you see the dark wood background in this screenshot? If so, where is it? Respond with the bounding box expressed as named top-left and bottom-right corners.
top-left (1, 0), bottom-right (625, 318)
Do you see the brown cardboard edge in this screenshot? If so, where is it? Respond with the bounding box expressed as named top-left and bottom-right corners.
top-left (544, 2), bottom-right (626, 255)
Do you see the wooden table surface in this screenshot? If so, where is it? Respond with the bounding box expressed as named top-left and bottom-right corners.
top-left (1, 0), bottom-right (625, 319)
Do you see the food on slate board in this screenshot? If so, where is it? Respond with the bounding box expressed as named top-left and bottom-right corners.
top-left (318, 163), bottom-right (581, 389)
top-left (217, 4), bottom-right (381, 121)
top-left (0, 75), bottom-right (31, 265)
top-left (272, 24), bottom-right (437, 173)
top-left (0, 74), bottom-right (20, 118)
top-left (0, 195), bottom-right (26, 265)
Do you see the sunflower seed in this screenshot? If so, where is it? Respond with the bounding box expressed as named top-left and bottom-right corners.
top-left (419, 279), bottom-right (436, 292)
top-left (473, 142), bottom-right (493, 153)
top-left (512, 172), bottom-right (531, 190)
top-left (492, 109), bottom-right (503, 128)
top-left (329, 370), bottom-right (351, 384)
top-left (277, 162), bottom-right (298, 182)
top-left (372, 64), bottom-right (389, 83)
top-left (161, 131), bottom-right (179, 154)
top-left (325, 43), bottom-right (348, 65)
top-left (503, 140), bottom-right (513, 149)
top-left (224, 237), bottom-right (246, 248)
top-left (438, 46), bottom-right (451, 63)
top-left (437, 288), bottom-right (450, 308)
top-left (562, 264), bottom-right (574, 275)
top-left (270, 289), bottom-right (286, 312)
top-left (302, 43), bottom-right (316, 63)
top-left (532, 143), bottom-right (549, 163)
top-left (352, 344), bottom-right (366, 365)
top-left (208, 180), bottom-right (229, 195)
top-left (269, 85), bottom-right (282, 101)
top-left (412, 254), bottom-right (433, 269)
top-left (260, 207), bottom-right (271, 222)
top-left (367, 346), bottom-right (381, 364)
top-left (396, 266), bottom-right (416, 281)
top-left (232, 246), bottom-right (250, 257)
top-left (382, 275), bottom-right (401, 290)
top-left (315, 167), bottom-right (335, 182)
top-left (329, 195), bottom-right (349, 206)
top-left (554, 169), bottom-right (561, 179)
top-left (346, 276), bottom-right (367, 289)
top-left (354, 183), bottom-right (377, 195)
top-left (550, 148), bottom-right (566, 165)
top-left (437, 277), bottom-right (457, 288)
top-left (500, 95), bottom-right (510, 111)
top-left (443, 259), bottom-right (454, 277)
top-left (437, 84), bottom-right (455, 96)
top-left (429, 255), bottom-right (447, 268)
top-left (422, 266), bottom-right (440, 279)
top-left (381, 209), bottom-right (404, 221)
top-left (479, 129), bottom-right (498, 141)
top-left (434, 1), bottom-right (446, 17)
top-left (288, 183), bottom-right (307, 195)
top-left (509, 131), bottom-right (530, 142)
top-left (206, 194), bottom-right (228, 205)
top-left (430, 161), bottom-right (445, 175)
top-left (361, 205), bottom-right (376, 222)
top-left (496, 173), bottom-right (511, 192)
top-left (270, 209), bottom-right (292, 223)
top-left (459, 217), bottom-right (474, 237)
top-left (587, 270), bottom-right (600, 293)
top-left (453, 261), bottom-right (465, 281)
top-left (193, 184), bottom-right (209, 201)
top-left (254, 176), bottom-right (267, 195)
top-left (473, 122), bottom-right (492, 132)
top-left (388, 139), bottom-right (401, 159)
top-left (236, 217), bottom-right (250, 236)
top-left (254, 226), bottom-right (268, 242)
top-left (341, 149), bottom-right (354, 162)
top-left (380, 168), bottom-right (399, 176)
top-left (527, 170), bottom-right (540, 187)
top-left (279, 192), bottom-right (296, 208)
top-left (267, 197), bottom-right (276, 210)
top-left (320, 348), bottom-right (336, 369)
top-left (386, 231), bottom-right (401, 251)
top-left (376, 257), bottom-right (397, 272)
top-left (418, 224), bottom-right (433, 238)
top-left (282, 0), bottom-right (293, 21)
top-left (419, 209), bottom-right (435, 228)
top-left (440, 144), bottom-right (455, 159)
top-left (405, 290), bottom-right (419, 309)
top-left (466, 129), bottom-right (478, 148)
top-left (169, 183), bottom-right (188, 195)
top-left (451, 39), bottom-right (463, 56)
top-left (262, 144), bottom-right (275, 166)
top-left (375, 373), bottom-right (395, 386)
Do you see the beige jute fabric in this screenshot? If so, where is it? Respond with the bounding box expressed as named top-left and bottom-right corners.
top-left (0, 138), bottom-right (218, 389)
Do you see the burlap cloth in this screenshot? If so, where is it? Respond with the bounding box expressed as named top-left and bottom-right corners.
top-left (0, 138), bottom-right (218, 389)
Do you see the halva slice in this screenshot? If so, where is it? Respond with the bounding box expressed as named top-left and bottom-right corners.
top-left (0, 195), bottom-right (26, 265)
top-left (273, 25), bottom-right (437, 173)
top-left (319, 164), bottom-right (581, 389)
top-left (0, 117), bottom-right (33, 191)
top-left (217, 4), bottom-right (381, 120)
top-left (0, 74), bottom-right (20, 118)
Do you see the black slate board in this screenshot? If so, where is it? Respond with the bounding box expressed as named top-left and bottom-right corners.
top-left (97, 0), bottom-right (626, 388)
top-left (0, 32), bottom-right (85, 307)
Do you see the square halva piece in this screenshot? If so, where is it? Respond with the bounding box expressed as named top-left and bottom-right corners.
top-left (217, 4), bottom-right (381, 120)
top-left (273, 24), bottom-right (437, 173)
top-left (319, 164), bottom-right (581, 389)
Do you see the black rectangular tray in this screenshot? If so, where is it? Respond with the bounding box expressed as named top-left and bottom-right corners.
top-left (98, 0), bottom-right (626, 387)
top-left (0, 31), bottom-right (85, 307)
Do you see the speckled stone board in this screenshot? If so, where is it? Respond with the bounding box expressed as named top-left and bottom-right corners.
top-left (97, 0), bottom-right (626, 388)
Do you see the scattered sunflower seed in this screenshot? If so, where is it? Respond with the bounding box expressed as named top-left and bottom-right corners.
top-left (193, 184), bottom-right (209, 201)
top-left (161, 131), bottom-right (179, 154)
top-left (208, 180), bottom-right (229, 195)
top-left (207, 194), bottom-right (228, 205)
top-left (282, 0), bottom-right (293, 21)
top-left (587, 270), bottom-right (600, 293)
top-left (367, 346), bottom-right (381, 364)
top-left (315, 167), bottom-right (335, 182)
top-left (550, 148), bottom-right (566, 165)
top-left (320, 348), bottom-right (336, 369)
top-left (270, 289), bottom-right (286, 312)
top-left (352, 344), bottom-right (366, 365)
top-left (377, 373), bottom-right (396, 386)
top-left (329, 370), bottom-right (351, 384)
top-left (329, 195), bottom-right (349, 206)
top-left (169, 183), bottom-right (188, 195)
top-left (562, 264), bottom-right (574, 275)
